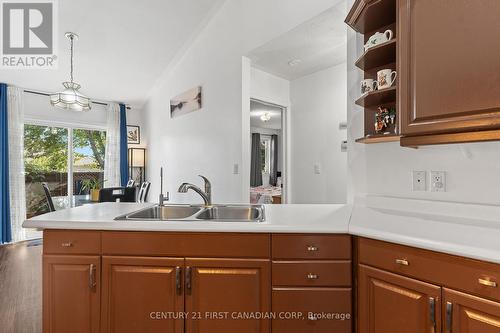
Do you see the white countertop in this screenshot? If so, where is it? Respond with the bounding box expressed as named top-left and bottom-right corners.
top-left (23, 202), bottom-right (351, 234)
top-left (23, 196), bottom-right (500, 264)
top-left (349, 195), bottom-right (500, 264)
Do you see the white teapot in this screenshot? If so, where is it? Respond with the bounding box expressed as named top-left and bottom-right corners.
top-left (364, 30), bottom-right (393, 51)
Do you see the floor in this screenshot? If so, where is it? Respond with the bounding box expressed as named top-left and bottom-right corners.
top-left (0, 239), bottom-right (42, 333)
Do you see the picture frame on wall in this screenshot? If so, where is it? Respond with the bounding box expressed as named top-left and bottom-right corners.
top-left (127, 125), bottom-right (140, 144)
top-left (170, 86), bottom-right (202, 118)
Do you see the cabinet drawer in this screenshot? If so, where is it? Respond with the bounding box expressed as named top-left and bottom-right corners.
top-left (359, 237), bottom-right (500, 302)
top-left (272, 261), bottom-right (351, 287)
top-left (44, 230), bottom-right (101, 255)
top-left (102, 232), bottom-right (270, 258)
top-left (272, 288), bottom-right (352, 333)
top-left (272, 234), bottom-right (351, 260)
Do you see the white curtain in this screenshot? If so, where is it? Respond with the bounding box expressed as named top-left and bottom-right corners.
top-left (104, 103), bottom-right (121, 187)
top-left (7, 86), bottom-right (26, 242)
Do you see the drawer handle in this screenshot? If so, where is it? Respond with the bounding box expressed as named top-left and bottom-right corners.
top-left (478, 278), bottom-right (497, 288)
top-left (307, 245), bottom-right (319, 252)
top-left (61, 242), bottom-right (73, 247)
top-left (395, 259), bottom-right (409, 266)
top-left (307, 273), bottom-right (319, 280)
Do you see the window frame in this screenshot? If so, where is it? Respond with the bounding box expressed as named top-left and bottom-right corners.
top-left (260, 135), bottom-right (272, 174)
top-left (24, 118), bottom-right (106, 208)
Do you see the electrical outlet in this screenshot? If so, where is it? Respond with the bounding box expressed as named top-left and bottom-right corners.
top-left (233, 163), bottom-right (239, 175)
top-left (431, 171), bottom-right (446, 192)
top-left (412, 171), bottom-right (427, 191)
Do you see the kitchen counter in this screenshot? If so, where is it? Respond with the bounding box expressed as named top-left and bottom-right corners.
top-left (22, 202), bottom-right (352, 233)
top-left (23, 196), bottom-right (500, 264)
top-left (349, 195), bottom-right (500, 264)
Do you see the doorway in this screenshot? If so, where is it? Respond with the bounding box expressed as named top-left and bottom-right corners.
top-left (249, 98), bottom-right (287, 204)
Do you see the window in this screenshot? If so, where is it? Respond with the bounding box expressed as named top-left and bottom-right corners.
top-left (24, 124), bottom-right (106, 218)
top-left (260, 136), bottom-right (271, 174)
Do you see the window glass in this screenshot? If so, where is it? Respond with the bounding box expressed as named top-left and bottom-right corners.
top-left (24, 124), bottom-right (68, 218)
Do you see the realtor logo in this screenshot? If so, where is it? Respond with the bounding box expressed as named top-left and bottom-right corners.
top-left (1, 0), bottom-right (57, 68)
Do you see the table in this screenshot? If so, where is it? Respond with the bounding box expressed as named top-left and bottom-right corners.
top-left (52, 195), bottom-right (97, 209)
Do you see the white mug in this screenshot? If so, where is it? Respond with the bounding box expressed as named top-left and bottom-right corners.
top-left (361, 79), bottom-right (378, 94)
top-left (377, 69), bottom-right (397, 89)
top-left (364, 30), bottom-right (393, 51)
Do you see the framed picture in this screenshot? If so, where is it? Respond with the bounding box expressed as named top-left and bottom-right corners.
top-left (170, 86), bottom-right (202, 118)
top-left (127, 125), bottom-right (140, 144)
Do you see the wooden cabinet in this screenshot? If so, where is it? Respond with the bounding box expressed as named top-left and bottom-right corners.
top-left (358, 264), bottom-right (440, 333)
top-left (398, 0), bottom-right (500, 146)
top-left (101, 256), bottom-right (185, 333)
top-left (272, 288), bottom-right (352, 333)
top-left (358, 237), bottom-right (500, 333)
top-left (185, 258), bottom-right (270, 333)
top-left (271, 234), bottom-right (352, 333)
top-left (444, 288), bottom-right (500, 333)
top-left (43, 255), bottom-right (100, 333)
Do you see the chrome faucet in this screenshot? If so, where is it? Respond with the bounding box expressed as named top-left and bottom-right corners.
top-left (159, 167), bottom-right (169, 206)
top-left (178, 175), bottom-right (212, 206)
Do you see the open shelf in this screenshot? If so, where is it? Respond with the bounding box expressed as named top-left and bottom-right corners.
top-left (345, 0), bottom-right (396, 34)
top-left (355, 86), bottom-right (396, 107)
top-left (355, 133), bottom-right (400, 144)
top-left (355, 39), bottom-right (396, 71)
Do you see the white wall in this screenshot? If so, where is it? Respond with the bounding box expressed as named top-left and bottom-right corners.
top-left (290, 64), bottom-right (347, 204)
top-left (144, 0), bottom-right (337, 204)
top-left (346, 0), bottom-right (500, 206)
top-left (250, 68), bottom-right (290, 106)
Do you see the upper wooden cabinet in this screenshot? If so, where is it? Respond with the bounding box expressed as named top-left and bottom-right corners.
top-left (358, 264), bottom-right (441, 333)
top-left (399, 0), bottom-right (500, 146)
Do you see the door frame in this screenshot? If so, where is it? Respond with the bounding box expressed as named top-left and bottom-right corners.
top-left (248, 97), bottom-right (289, 204)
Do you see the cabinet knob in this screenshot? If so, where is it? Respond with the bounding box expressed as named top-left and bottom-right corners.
top-left (61, 242), bottom-right (73, 247)
top-left (478, 278), bottom-right (497, 288)
top-left (395, 258), bottom-right (409, 266)
top-left (307, 273), bottom-right (319, 280)
top-left (307, 245), bottom-right (319, 252)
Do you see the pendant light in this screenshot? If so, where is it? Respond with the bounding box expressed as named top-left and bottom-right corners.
top-left (50, 32), bottom-right (91, 111)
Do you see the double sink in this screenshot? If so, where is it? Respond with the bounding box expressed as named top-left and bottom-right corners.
top-left (115, 204), bottom-right (265, 222)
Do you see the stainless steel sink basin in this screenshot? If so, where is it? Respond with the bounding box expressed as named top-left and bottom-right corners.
top-left (117, 205), bottom-right (203, 220)
top-left (196, 205), bottom-right (265, 222)
top-left (115, 204), bottom-right (265, 222)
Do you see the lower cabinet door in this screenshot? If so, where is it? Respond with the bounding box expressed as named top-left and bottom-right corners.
top-left (358, 264), bottom-right (441, 333)
top-left (444, 288), bottom-right (500, 332)
top-left (43, 255), bottom-right (100, 333)
top-left (101, 256), bottom-right (185, 333)
top-left (272, 287), bottom-right (352, 333)
top-left (184, 258), bottom-right (270, 333)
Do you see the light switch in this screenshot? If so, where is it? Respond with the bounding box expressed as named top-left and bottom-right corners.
top-left (233, 163), bottom-right (239, 175)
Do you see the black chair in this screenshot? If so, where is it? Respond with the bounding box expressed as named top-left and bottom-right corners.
top-left (137, 182), bottom-right (151, 203)
top-left (98, 187), bottom-right (136, 203)
top-left (126, 179), bottom-right (135, 187)
top-left (41, 182), bottom-right (56, 212)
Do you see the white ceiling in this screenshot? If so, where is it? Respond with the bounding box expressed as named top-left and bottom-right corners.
top-left (247, 0), bottom-right (348, 80)
top-left (0, 0), bottom-right (219, 108)
top-left (250, 100), bottom-right (282, 130)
